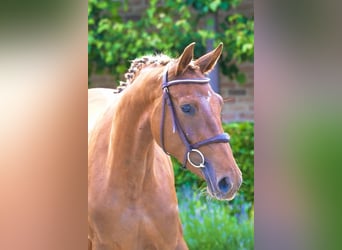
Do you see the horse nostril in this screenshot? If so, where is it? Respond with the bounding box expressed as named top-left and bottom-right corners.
top-left (218, 177), bottom-right (232, 194)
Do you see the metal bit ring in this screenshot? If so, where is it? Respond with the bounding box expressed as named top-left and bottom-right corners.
top-left (187, 149), bottom-right (205, 168)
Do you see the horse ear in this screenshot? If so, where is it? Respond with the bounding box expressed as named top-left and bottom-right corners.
top-left (175, 42), bottom-right (195, 76)
top-left (194, 42), bottom-right (223, 74)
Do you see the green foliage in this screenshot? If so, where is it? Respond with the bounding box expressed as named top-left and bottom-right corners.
top-left (223, 122), bottom-right (254, 204)
top-left (178, 187), bottom-right (254, 250)
top-left (174, 122), bottom-right (254, 205)
top-left (88, 0), bottom-right (254, 85)
top-left (219, 14), bottom-right (254, 83)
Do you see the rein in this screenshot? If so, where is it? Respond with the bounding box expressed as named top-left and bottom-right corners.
top-left (160, 69), bottom-right (230, 169)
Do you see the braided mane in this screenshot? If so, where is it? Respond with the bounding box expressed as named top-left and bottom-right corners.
top-left (114, 54), bottom-right (172, 93)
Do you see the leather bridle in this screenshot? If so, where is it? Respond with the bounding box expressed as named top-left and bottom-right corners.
top-left (160, 69), bottom-right (231, 169)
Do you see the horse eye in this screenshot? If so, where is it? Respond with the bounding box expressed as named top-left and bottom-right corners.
top-left (181, 104), bottom-right (195, 115)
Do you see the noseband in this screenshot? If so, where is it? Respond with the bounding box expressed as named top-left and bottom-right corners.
top-left (160, 69), bottom-right (230, 169)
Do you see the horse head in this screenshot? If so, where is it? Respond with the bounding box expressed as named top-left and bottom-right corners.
top-left (151, 42), bottom-right (242, 200)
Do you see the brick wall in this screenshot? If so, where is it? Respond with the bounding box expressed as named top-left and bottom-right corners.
top-left (89, 0), bottom-right (254, 123)
top-left (89, 73), bottom-right (116, 88)
top-left (220, 62), bottom-right (254, 122)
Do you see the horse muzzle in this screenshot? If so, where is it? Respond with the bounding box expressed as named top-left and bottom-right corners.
top-left (202, 163), bottom-right (242, 200)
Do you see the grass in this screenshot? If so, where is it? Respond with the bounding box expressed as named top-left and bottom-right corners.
top-left (177, 186), bottom-right (254, 250)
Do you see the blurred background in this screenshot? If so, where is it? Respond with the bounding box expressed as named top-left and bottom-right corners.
top-left (88, 0), bottom-right (254, 249)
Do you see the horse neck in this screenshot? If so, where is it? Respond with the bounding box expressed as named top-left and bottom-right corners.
top-left (106, 70), bottom-right (166, 196)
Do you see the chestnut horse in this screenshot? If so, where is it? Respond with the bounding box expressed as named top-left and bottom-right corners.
top-left (88, 43), bottom-right (242, 250)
